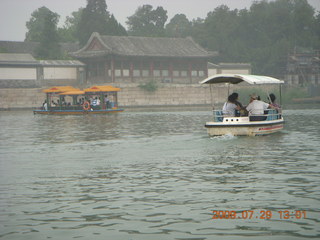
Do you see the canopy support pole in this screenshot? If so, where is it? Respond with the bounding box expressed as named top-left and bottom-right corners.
top-left (210, 84), bottom-right (214, 110)
top-left (279, 84), bottom-right (282, 106)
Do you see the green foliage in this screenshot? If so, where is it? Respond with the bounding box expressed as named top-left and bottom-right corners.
top-left (165, 14), bottom-right (191, 38)
top-left (126, 5), bottom-right (168, 37)
top-left (189, 0), bottom-right (319, 76)
top-left (108, 14), bottom-right (127, 36)
top-left (0, 47), bottom-right (8, 53)
top-left (77, 0), bottom-right (127, 46)
top-left (58, 8), bottom-right (83, 42)
top-left (26, 7), bottom-right (62, 59)
top-left (138, 80), bottom-right (158, 92)
top-left (23, 0), bottom-right (319, 72)
top-left (282, 87), bottom-right (309, 103)
top-left (25, 7), bottom-right (60, 42)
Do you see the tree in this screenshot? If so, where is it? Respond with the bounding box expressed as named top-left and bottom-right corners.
top-left (58, 8), bottom-right (83, 42)
top-left (165, 14), bottom-right (191, 38)
top-left (203, 5), bottom-right (241, 62)
top-left (25, 7), bottom-right (62, 59)
top-left (25, 6), bottom-right (60, 41)
top-left (187, 0), bottom-right (319, 76)
top-left (77, 0), bottom-right (127, 45)
top-left (108, 14), bottom-right (127, 36)
top-left (126, 5), bottom-right (168, 37)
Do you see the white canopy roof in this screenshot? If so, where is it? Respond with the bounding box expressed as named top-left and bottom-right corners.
top-left (200, 74), bottom-right (284, 85)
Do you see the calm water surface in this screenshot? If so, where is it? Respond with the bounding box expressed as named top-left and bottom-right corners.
top-left (0, 105), bottom-right (319, 240)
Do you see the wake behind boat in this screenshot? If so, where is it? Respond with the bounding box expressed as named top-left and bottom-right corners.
top-left (200, 74), bottom-right (284, 136)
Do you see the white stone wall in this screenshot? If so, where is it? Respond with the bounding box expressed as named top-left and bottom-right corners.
top-left (0, 67), bottom-right (37, 80)
top-left (220, 69), bottom-right (250, 74)
top-left (44, 67), bottom-right (77, 80)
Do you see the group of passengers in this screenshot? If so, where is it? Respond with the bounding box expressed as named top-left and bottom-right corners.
top-left (222, 92), bottom-right (281, 121)
top-left (50, 97), bottom-right (72, 107)
top-left (88, 95), bottom-right (110, 107)
top-left (42, 95), bottom-right (112, 110)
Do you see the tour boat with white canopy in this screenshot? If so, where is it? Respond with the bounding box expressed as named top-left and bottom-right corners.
top-left (200, 74), bottom-right (285, 136)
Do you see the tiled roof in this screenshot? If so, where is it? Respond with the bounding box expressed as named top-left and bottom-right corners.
top-left (71, 32), bottom-right (217, 58)
top-left (40, 60), bottom-right (85, 66)
top-left (0, 41), bottom-right (79, 55)
top-left (0, 53), bottom-right (40, 66)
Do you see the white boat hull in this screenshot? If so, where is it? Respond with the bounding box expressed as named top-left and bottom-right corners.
top-left (205, 118), bottom-right (284, 136)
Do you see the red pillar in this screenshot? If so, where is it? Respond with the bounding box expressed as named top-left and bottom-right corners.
top-left (111, 57), bottom-right (115, 82)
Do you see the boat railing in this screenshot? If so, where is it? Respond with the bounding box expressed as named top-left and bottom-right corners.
top-left (45, 102), bottom-right (118, 111)
top-left (213, 109), bottom-right (281, 122)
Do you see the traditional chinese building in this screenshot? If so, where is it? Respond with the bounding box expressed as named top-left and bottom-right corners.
top-left (285, 49), bottom-right (320, 85)
top-left (70, 32), bottom-right (217, 84)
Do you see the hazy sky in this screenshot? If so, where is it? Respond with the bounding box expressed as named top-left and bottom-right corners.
top-left (0, 0), bottom-right (319, 41)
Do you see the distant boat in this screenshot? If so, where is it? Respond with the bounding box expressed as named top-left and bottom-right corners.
top-left (33, 85), bottom-right (124, 115)
top-left (200, 74), bottom-right (284, 136)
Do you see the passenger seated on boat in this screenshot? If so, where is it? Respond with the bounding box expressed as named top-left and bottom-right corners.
top-left (222, 93), bottom-right (241, 116)
top-left (92, 97), bottom-right (98, 106)
top-left (268, 93), bottom-right (281, 118)
top-left (268, 93), bottom-right (280, 108)
top-left (232, 92), bottom-right (248, 116)
top-left (246, 94), bottom-right (271, 121)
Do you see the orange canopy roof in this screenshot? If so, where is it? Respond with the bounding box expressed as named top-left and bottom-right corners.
top-left (58, 90), bottom-right (85, 96)
top-left (43, 86), bottom-right (80, 93)
top-left (84, 85), bottom-right (120, 93)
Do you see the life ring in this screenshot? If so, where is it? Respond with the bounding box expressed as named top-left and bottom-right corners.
top-left (83, 101), bottom-right (90, 111)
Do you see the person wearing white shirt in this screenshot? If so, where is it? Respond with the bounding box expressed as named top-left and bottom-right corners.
top-left (246, 94), bottom-right (271, 121)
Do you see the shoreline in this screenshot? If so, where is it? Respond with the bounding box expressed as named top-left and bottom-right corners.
top-left (0, 104), bottom-right (214, 112)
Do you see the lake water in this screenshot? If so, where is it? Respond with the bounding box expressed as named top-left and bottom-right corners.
top-left (0, 105), bottom-right (319, 240)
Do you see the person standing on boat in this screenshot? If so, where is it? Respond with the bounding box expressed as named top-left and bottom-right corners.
top-left (222, 93), bottom-right (241, 116)
top-left (42, 100), bottom-right (48, 111)
top-left (104, 95), bottom-right (110, 109)
top-left (246, 93), bottom-right (271, 121)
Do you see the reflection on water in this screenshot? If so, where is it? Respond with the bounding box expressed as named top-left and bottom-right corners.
top-left (0, 105), bottom-right (320, 239)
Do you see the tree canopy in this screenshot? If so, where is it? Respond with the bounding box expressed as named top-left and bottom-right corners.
top-left (77, 0), bottom-right (127, 45)
top-left (25, 6), bottom-right (59, 42)
top-left (190, 0), bottom-right (320, 76)
top-left (25, 6), bottom-right (62, 59)
top-left (165, 14), bottom-right (192, 38)
top-left (24, 0), bottom-right (319, 76)
top-left (126, 5), bottom-right (168, 37)
top-left (58, 8), bottom-right (83, 42)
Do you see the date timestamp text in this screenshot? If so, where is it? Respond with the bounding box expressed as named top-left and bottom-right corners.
top-left (212, 210), bottom-right (307, 220)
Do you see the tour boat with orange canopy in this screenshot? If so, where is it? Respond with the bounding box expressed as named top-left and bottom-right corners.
top-left (200, 74), bottom-right (284, 136)
top-left (33, 85), bottom-right (124, 115)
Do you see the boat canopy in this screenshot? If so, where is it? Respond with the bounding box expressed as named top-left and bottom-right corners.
top-left (58, 90), bottom-right (85, 96)
top-left (43, 86), bottom-right (80, 93)
top-left (84, 85), bottom-right (121, 92)
top-left (200, 74), bottom-right (284, 85)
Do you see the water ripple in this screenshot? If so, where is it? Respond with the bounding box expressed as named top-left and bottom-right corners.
top-left (0, 107), bottom-right (320, 239)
